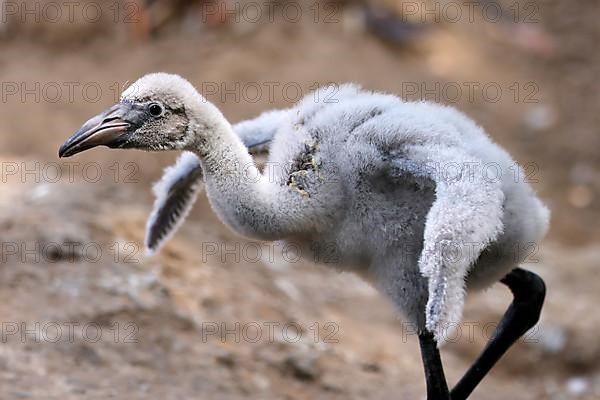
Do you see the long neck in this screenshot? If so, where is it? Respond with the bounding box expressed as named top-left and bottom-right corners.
top-left (187, 101), bottom-right (311, 240)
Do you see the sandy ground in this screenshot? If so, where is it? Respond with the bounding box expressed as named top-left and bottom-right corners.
top-left (0, 0), bottom-right (598, 398)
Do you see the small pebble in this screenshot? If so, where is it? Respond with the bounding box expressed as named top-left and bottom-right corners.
top-left (567, 185), bottom-right (594, 208)
top-left (530, 324), bottom-right (567, 354)
top-left (284, 354), bottom-right (320, 381)
top-left (523, 105), bottom-right (557, 131)
top-left (566, 377), bottom-right (589, 396)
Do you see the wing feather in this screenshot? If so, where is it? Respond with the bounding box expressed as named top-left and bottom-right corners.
top-left (395, 144), bottom-right (505, 342)
top-left (145, 152), bottom-right (203, 254)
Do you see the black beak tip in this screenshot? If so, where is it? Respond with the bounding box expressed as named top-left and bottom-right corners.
top-left (58, 141), bottom-right (75, 158)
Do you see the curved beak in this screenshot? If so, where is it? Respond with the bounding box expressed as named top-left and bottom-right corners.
top-left (59, 103), bottom-right (138, 158)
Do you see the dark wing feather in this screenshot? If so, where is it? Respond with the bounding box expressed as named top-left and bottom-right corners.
top-left (145, 152), bottom-right (204, 254)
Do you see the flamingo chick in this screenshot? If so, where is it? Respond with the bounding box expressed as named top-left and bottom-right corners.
top-left (59, 73), bottom-right (549, 399)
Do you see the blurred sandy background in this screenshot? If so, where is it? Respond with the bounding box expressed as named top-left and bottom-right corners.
top-left (0, 0), bottom-right (598, 398)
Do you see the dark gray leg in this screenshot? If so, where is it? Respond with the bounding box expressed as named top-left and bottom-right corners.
top-left (418, 331), bottom-right (450, 399)
top-left (451, 268), bottom-right (546, 399)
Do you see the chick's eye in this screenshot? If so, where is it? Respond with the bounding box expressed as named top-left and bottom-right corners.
top-left (148, 103), bottom-right (164, 117)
